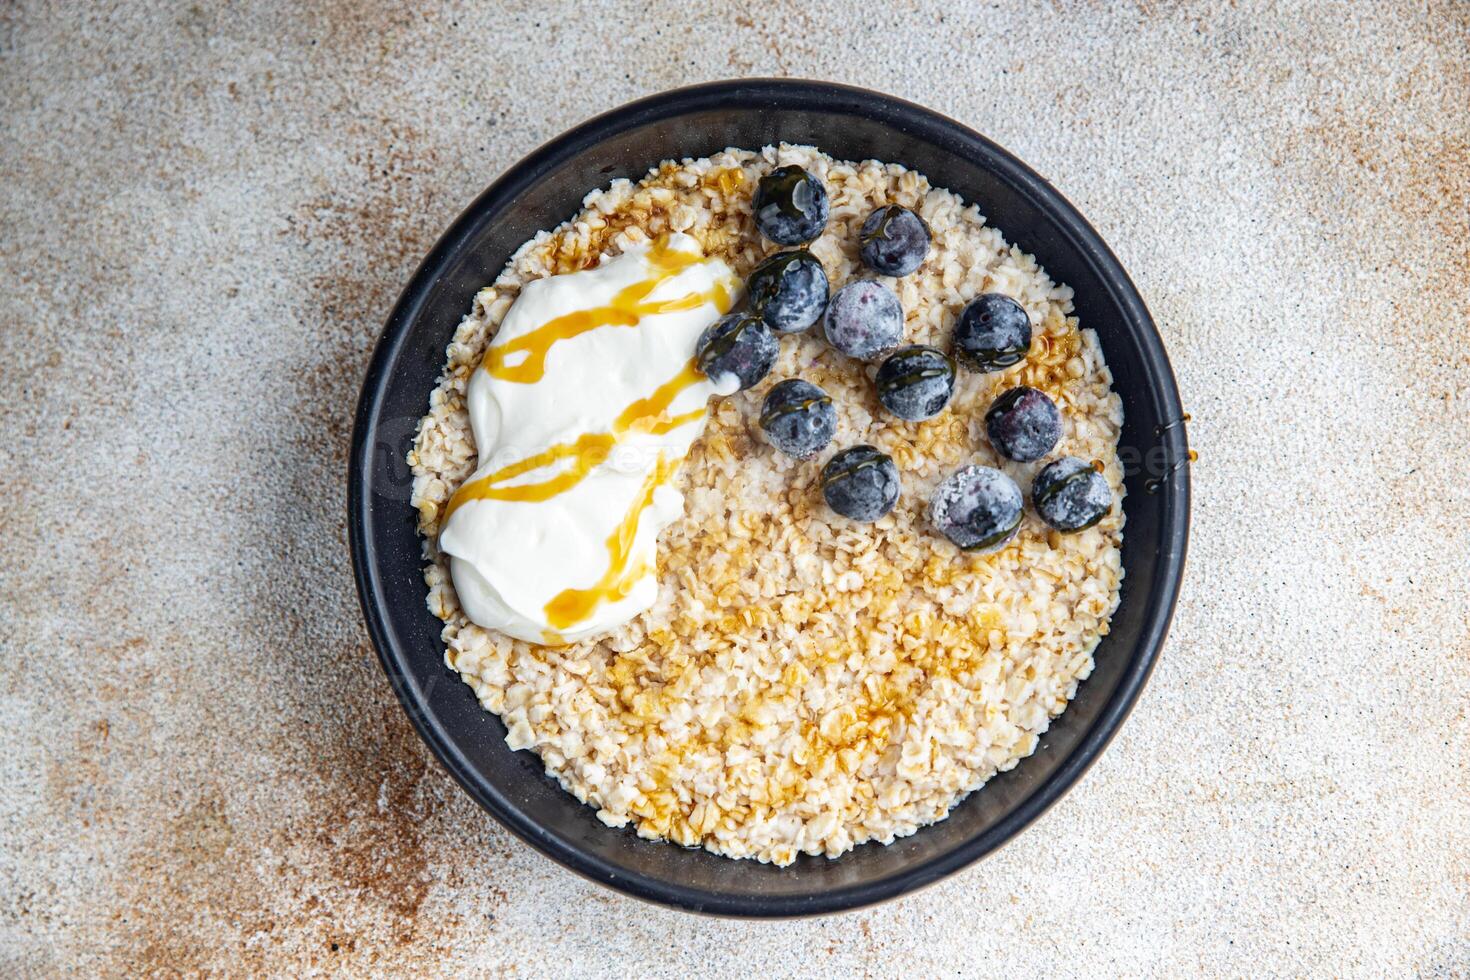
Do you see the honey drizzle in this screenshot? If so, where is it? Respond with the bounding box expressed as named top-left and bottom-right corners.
top-left (543, 453), bottom-right (676, 630)
top-left (442, 360), bottom-right (708, 520)
top-left (445, 236), bottom-right (733, 634)
top-left (481, 237), bottom-right (732, 385)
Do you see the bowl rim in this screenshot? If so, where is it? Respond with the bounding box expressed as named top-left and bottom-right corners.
top-left (349, 77), bottom-right (1190, 918)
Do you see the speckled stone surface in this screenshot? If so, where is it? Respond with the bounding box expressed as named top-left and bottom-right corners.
top-left (2, 1), bottom-right (1467, 975)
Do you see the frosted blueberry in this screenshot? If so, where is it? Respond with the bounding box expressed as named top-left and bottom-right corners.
top-left (823, 280), bottom-right (903, 361)
top-left (760, 379), bottom-right (837, 460)
top-left (821, 445), bottom-right (900, 522)
top-left (1032, 456), bottom-right (1113, 532)
top-left (985, 385), bottom-right (1061, 462)
top-left (875, 345), bottom-right (955, 421)
top-left (747, 250), bottom-right (828, 333)
top-left (858, 205), bottom-right (931, 276)
top-left (753, 166), bottom-right (830, 245)
top-left (954, 293), bottom-right (1031, 373)
top-left (929, 466), bottom-right (1024, 552)
top-left (695, 313), bottom-right (778, 391)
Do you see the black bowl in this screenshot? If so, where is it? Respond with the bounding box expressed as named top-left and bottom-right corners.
top-left (349, 79), bottom-right (1189, 917)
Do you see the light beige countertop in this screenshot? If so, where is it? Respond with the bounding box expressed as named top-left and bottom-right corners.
top-left (2, 1), bottom-right (1466, 975)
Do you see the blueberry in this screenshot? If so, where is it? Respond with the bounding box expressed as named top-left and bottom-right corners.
top-left (759, 379), bottom-right (837, 459)
top-left (747, 250), bottom-right (828, 333)
top-left (954, 293), bottom-right (1032, 373)
top-left (695, 313), bottom-right (778, 391)
top-left (859, 205), bottom-right (931, 276)
top-left (875, 345), bottom-right (955, 421)
top-left (1032, 456), bottom-right (1113, 532)
top-left (929, 466), bottom-right (1024, 552)
top-left (753, 165), bottom-right (830, 245)
top-left (821, 445), bottom-right (900, 522)
top-left (823, 280), bottom-right (904, 361)
top-left (985, 385), bottom-right (1061, 462)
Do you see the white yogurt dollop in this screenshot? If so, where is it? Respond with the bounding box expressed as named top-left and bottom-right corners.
top-left (438, 234), bottom-right (738, 643)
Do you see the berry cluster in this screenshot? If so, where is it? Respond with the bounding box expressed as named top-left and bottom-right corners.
top-left (693, 165), bottom-right (1113, 549)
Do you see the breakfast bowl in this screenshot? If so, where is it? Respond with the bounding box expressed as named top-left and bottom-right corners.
top-left (348, 78), bottom-right (1189, 916)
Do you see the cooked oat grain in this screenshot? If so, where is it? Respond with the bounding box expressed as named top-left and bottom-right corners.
top-left (408, 145), bottom-right (1125, 865)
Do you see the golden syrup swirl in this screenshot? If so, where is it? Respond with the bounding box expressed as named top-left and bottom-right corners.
top-left (481, 238), bottom-right (732, 384)
top-left (543, 453), bottom-right (675, 631)
top-left (441, 360), bottom-right (707, 522)
top-left (444, 237), bottom-right (734, 636)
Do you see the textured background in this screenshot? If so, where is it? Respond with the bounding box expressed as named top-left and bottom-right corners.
top-left (2, 1), bottom-right (1467, 976)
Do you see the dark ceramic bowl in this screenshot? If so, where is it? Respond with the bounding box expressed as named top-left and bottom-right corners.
top-left (349, 79), bottom-right (1189, 917)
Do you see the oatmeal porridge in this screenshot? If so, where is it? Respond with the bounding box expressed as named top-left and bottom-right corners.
top-left (408, 144), bottom-right (1125, 866)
